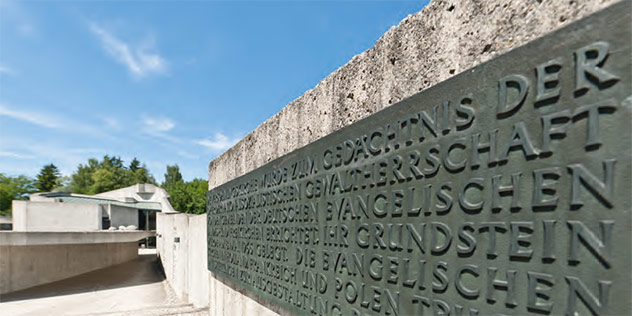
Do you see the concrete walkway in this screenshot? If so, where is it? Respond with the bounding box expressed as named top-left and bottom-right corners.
top-left (0, 250), bottom-right (207, 316)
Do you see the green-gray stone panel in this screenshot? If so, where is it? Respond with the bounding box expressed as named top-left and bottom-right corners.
top-left (207, 3), bottom-right (631, 315)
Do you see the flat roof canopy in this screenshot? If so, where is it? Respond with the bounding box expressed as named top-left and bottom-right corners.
top-left (38, 193), bottom-right (163, 211)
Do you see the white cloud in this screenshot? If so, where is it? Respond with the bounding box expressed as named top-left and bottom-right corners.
top-left (1, 1), bottom-right (38, 38)
top-left (18, 23), bottom-right (35, 37)
top-left (0, 103), bottom-right (62, 128)
top-left (103, 117), bottom-right (120, 130)
top-left (0, 65), bottom-right (15, 75)
top-left (0, 151), bottom-right (34, 159)
top-left (90, 23), bottom-right (167, 78)
top-left (0, 137), bottom-right (105, 177)
top-left (197, 132), bottom-right (240, 152)
top-left (177, 150), bottom-right (198, 159)
top-left (66, 148), bottom-right (107, 155)
top-left (137, 115), bottom-right (188, 147)
top-left (142, 116), bottom-right (174, 134)
top-left (0, 102), bottom-right (113, 139)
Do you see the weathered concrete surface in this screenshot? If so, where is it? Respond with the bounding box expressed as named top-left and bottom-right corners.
top-left (0, 251), bottom-right (208, 315)
top-left (188, 215), bottom-right (210, 308)
top-left (208, 0), bottom-right (618, 190)
top-left (209, 275), bottom-right (280, 316)
top-left (157, 213), bottom-right (280, 315)
top-left (156, 213), bottom-right (210, 308)
top-left (154, 213), bottom-right (281, 315)
top-left (0, 240), bottom-right (141, 294)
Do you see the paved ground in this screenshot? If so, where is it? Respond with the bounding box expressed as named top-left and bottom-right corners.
top-left (0, 250), bottom-right (207, 316)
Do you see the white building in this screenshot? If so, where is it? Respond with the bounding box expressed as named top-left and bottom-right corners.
top-left (11, 183), bottom-right (177, 246)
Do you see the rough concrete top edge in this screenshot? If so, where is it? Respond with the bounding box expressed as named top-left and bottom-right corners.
top-left (156, 212), bottom-right (205, 217)
top-left (0, 231), bottom-right (155, 246)
top-left (208, 0), bottom-right (621, 190)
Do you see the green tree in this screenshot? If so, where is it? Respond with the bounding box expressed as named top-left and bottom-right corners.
top-left (70, 156), bottom-right (157, 194)
top-left (0, 174), bottom-right (36, 216)
top-left (162, 164), bottom-right (183, 190)
top-left (101, 155), bottom-right (123, 169)
top-left (132, 166), bottom-right (157, 185)
top-left (187, 178), bottom-right (208, 214)
top-left (161, 164), bottom-right (207, 214)
top-left (166, 179), bottom-right (208, 214)
top-left (52, 176), bottom-right (72, 193)
top-left (166, 180), bottom-right (186, 212)
top-left (71, 158), bottom-right (99, 194)
top-left (35, 163), bottom-right (60, 192)
top-left (129, 158), bottom-right (141, 171)
top-left (91, 168), bottom-right (118, 193)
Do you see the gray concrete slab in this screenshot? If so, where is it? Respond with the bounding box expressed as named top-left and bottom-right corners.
top-left (0, 231), bottom-right (155, 246)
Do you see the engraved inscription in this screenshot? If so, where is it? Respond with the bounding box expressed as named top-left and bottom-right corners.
top-left (207, 6), bottom-right (631, 316)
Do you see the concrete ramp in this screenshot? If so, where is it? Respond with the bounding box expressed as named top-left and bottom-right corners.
top-left (0, 231), bottom-right (154, 294)
top-left (0, 251), bottom-right (207, 316)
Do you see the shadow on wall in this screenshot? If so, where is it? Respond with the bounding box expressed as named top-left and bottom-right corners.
top-left (0, 253), bottom-right (164, 303)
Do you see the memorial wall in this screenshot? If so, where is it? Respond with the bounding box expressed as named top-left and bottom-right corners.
top-left (207, 1), bottom-right (630, 315)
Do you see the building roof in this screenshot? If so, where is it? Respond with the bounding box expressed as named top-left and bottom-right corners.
top-left (35, 191), bottom-right (163, 211)
top-left (55, 196), bottom-right (162, 210)
top-left (31, 183), bottom-right (178, 213)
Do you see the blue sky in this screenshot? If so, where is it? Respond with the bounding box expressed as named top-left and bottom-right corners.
top-left (0, 0), bottom-right (427, 182)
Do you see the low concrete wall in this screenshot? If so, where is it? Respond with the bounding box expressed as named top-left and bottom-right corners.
top-left (156, 213), bottom-right (209, 308)
top-left (0, 231), bottom-right (152, 295)
top-left (156, 213), bottom-right (278, 314)
top-left (208, 273), bottom-right (282, 316)
top-left (12, 200), bottom-right (101, 232)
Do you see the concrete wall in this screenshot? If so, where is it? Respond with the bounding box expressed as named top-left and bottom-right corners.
top-left (156, 213), bottom-right (209, 308)
top-left (208, 273), bottom-right (281, 316)
top-left (12, 201), bottom-right (101, 232)
top-left (157, 213), bottom-right (280, 314)
top-left (188, 215), bottom-right (210, 307)
top-left (109, 204), bottom-right (139, 228)
top-left (205, 1), bottom-right (621, 315)
top-left (0, 241), bottom-right (137, 294)
top-left (208, 0), bottom-right (618, 189)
